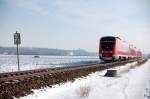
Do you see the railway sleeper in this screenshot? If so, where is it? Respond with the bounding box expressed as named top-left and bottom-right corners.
top-left (0, 59), bottom-right (147, 99)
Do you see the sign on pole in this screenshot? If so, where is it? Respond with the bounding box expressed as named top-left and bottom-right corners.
top-left (14, 31), bottom-right (21, 71)
top-left (14, 32), bottom-right (21, 45)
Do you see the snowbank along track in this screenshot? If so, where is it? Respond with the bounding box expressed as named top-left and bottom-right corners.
top-left (0, 59), bottom-right (148, 99)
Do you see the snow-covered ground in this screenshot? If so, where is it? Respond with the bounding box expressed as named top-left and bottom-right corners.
top-left (0, 55), bottom-right (99, 73)
top-left (19, 60), bottom-right (150, 99)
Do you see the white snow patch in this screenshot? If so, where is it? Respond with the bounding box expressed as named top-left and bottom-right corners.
top-left (19, 60), bottom-right (150, 99)
top-left (0, 55), bottom-right (99, 73)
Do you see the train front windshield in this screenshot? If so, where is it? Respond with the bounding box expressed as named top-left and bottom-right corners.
top-left (101, 37), bottom-right (115, 51)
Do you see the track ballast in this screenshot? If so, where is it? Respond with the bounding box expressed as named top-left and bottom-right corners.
top-left (0, 59), bottom-right (148, 99)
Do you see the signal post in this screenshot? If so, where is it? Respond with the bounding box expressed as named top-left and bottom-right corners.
top-left (14, 31), bottom-right (21, 71)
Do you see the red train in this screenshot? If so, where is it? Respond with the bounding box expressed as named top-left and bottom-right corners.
top-left (99, 36), bottom-right (142, 61)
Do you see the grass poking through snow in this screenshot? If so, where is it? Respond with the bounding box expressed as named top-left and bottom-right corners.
top-left (76, 85), bottom-right (91, 98)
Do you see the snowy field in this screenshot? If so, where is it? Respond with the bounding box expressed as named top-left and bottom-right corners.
top-left (0, 55), bottom-right (99, 73)
top-left (19, 60), bottom-right (150, 99)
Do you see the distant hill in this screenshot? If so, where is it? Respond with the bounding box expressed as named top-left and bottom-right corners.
top-left (0, 47), bottom-right (97, 56)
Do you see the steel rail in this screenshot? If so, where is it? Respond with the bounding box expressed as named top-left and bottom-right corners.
top-left (0, 59), bottom-right (147, 99)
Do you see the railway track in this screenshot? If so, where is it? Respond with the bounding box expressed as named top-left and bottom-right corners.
top-left (0, 59), bottom-right (148, 99)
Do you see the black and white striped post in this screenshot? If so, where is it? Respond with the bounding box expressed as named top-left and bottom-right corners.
top-left (14, 31), bottom-right (21, 71)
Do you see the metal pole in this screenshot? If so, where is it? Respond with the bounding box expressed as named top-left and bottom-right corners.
top-left (17, 43), bottom-right (20, 71)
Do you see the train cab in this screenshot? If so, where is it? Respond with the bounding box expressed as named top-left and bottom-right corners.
top-left (99, 36), bottom-right (115, 61)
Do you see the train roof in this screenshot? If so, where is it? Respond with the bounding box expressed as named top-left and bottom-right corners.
top-left (100, 36), bottom-right (121, 40)
top-left (101, 36), bottom-right (115, 38)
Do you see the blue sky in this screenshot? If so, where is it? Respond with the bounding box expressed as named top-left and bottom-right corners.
top-left (0, 0), bottom-right (150, 53)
